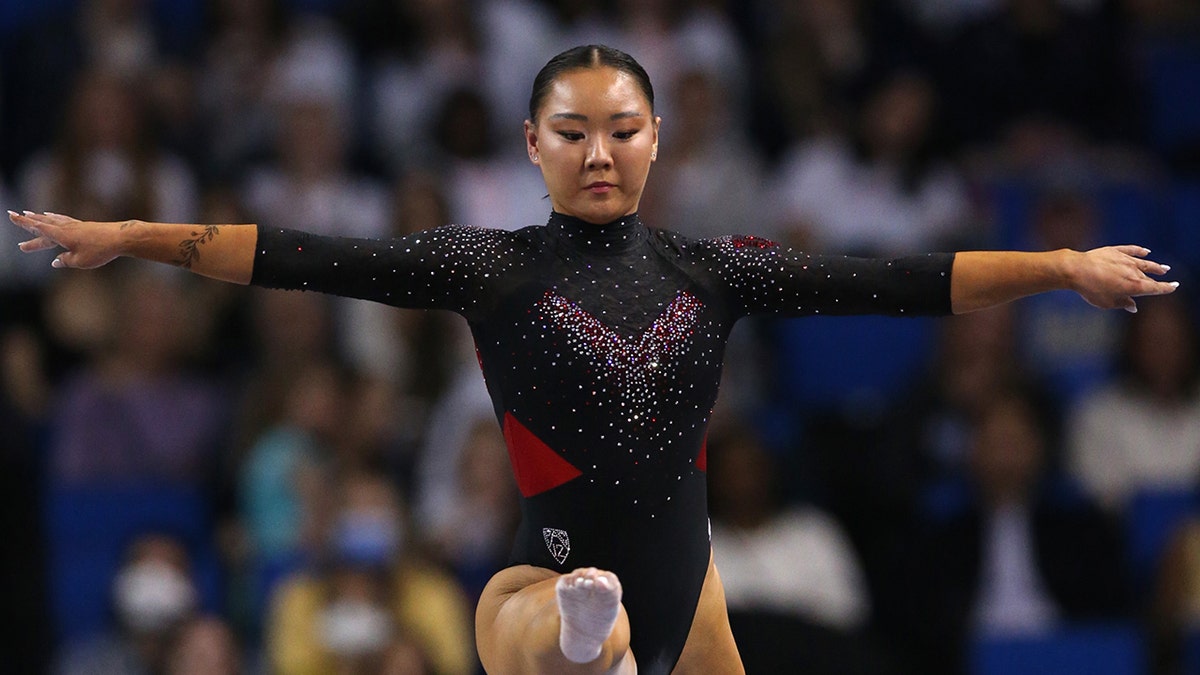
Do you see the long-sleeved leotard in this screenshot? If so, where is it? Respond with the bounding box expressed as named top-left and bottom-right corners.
top-left (252, 211), bottom-right (954, 674)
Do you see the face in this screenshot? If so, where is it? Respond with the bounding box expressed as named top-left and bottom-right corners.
top-left (525, 67), bottom-right (660, 224)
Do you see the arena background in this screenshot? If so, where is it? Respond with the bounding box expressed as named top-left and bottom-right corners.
top-left (1, 0), bottom-right (1199, 673)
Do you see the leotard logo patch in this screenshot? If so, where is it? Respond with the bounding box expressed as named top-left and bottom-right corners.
top-left (543, 527), bottom-right (571, 565)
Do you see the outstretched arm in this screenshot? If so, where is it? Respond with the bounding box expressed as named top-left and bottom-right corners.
top-left (8, 211), bottom-right (257, 284)
top-left (950, 246), bottom-right (1178, 315)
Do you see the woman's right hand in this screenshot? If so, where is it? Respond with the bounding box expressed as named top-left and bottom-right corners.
top-left (8, 211), bottom-right (129, 269)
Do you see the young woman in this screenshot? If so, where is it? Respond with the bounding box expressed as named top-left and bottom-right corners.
top-left (9, 45), bottom-right (1177, 675)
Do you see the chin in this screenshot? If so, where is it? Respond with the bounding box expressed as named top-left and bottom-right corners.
top-left (574, 202), bottom-right (632, 225)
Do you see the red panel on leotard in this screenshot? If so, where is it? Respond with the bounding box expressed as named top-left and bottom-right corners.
top-left (503, 412), bottom-right (583, 497)
top-left (695, 437), bottom-right (707, 472)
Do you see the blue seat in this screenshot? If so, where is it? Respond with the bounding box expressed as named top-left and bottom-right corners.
top-left (1126, 487), bottom-right (1199, 595)
top-left (1144, 40), bottom-right (1200, 153)
top-left (971, 623), bottom-right (1145, 675)
top-left (44, 483), bottom-right (222, 644)
top-left (1167, 181), bottom-right (1200, 268)
top-left (773, 315), bottom-right (935, 414)
top-left (986, 179), bottom-right (1036, 251)
top-left (1097, 182), bottom-right (1164, 249)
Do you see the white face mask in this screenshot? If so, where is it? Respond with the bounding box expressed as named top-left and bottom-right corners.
top-left (113, 560), bottom-right (197, 634)
top-left (331, 509), bottom-right (404, 566)
top-left (318, 600), bottom-right (393, 656)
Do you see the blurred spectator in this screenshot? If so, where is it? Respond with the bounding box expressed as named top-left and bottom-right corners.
top-left (266, 470), bottom-right (474, 675)
top-left (243, 93), bottom-right (389, 238)
top-left (54, 533), bottom-right (201, 675)
top-left (887, 305), bottom-right (1036, 486)
top-left (911, 387), bottom-right (1130, 674)
top-left (1153, 514), bottom-right (1200, 674)
top-left (339, 171), bottom-right (474, 399)
top-left (19, 68), bottom-right (198, 227)
top-left (164, 616), bottom-right (243, 675)
top-left (0, 326), bottom-right (51, 673)
top-left (359, 0), bottom-right (487, 173)
top-left (771, 70), bottom-right (972, 255)
top-left (1066, 293), bottom-right (1200, 513)
top-left (708, 423), bottom-right (888, 675)
top-left (1, 0), bottom-right (195, 175)
top-left (638, 69), bottom-right (765, 239)
top-left (553, 0), bottom-right (622, 49)
top-left (427, 418), bottom-right (520, 602)
top-left (476, 0), bottom-right (561, 135)
top-left (412, 369), bottom-right (501, 559)
top-left (334, 374), bottom-right (419, 486)
top-left (231, 287), bottom-right (337, 460)
top-left (47, 267), bottom-right (227, 486)
top-left (197, 0), bottom-right (290, 179)
top-left (939, 0), bottom-right (1140, 146)
top-left (753, 0), bottom-right (929, 149)
top-left (239, 359), bottom-right (346, 574)
top-left (1015, 190), bottom-right (1127, 406)
top-left (240, 13), bottom-right (383, 238)
top-left (431, 86), bottom-right (547, 230)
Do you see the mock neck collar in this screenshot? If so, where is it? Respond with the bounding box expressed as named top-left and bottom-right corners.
top-left (546, 211), bottom-right (646, 254)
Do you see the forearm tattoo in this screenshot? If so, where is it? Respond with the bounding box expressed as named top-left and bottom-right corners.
top-left (174, 225), bottom-right (220, 269)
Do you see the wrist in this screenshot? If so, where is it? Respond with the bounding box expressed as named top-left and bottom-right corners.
top-left (116, 219), bottom-right (146, 257)
top-left (1053, 248), bottom-right (1083, 293)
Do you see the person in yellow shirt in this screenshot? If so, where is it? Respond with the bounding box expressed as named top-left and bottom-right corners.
top-left (266, 469), bottom-right (475, 675)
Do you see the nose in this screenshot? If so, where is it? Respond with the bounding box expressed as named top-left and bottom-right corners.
top-left (585, 136), bottom-right (613, 171)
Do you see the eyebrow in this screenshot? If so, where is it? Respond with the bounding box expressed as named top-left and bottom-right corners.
top-left (547, 111), bottom-right (644, 121)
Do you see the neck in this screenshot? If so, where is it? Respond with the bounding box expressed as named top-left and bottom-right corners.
top-left (546, 211), bottom-right (645, 254)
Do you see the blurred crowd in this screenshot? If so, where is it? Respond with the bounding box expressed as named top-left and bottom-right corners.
top-left (1, 0), bottom-right (1200, 673)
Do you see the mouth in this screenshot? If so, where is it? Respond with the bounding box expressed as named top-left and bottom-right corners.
top-left (585, 182), bottom-right (615, 194)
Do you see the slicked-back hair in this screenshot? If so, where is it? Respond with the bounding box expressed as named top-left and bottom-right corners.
top-left (528, 44), bottom-right (655, 122)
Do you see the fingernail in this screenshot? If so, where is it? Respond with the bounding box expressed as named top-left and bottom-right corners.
top-left (51, 258), bottom-right (63, 269)
top-left (1163, 265), bottom-right (1172, 272)
top-left (1171, 281), bottom-right (1181, 288)
top-left (7, 210), bottom-right (17, 217)
top-left (22, 210), bottom-right (33, 216)
top-left (1126, 305), bottom-right (1138, 313)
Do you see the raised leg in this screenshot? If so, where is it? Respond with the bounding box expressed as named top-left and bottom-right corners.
top-left (476, 565), bottom-right (637, 675)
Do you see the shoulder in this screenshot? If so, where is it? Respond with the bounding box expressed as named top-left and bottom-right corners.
top-left (651, 228), bottom-right (784, 258)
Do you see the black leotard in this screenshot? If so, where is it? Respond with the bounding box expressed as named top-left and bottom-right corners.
top-left (251, 212), bottom-right (954, 674)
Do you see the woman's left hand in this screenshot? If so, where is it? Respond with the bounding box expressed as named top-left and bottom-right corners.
top-left (1070, 245), bottom-right (1178, 312)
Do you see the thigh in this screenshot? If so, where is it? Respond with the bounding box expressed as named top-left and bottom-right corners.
top-left (476, 565), bottom-right (561, 673)
top-left (672, 553), bottom-right (745, 675)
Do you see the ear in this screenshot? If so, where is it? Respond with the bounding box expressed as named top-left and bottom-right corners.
top-left (651, 115), bottom-right (661, 162)
top-left (524, 120), bottom-right (540, 164)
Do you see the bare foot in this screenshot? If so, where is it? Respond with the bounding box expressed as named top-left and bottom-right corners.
top-left (556, 567), bottom-right (623, 663)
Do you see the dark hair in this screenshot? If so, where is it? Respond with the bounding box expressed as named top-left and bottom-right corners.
top-left (528, 44), bottom-right (655, 121)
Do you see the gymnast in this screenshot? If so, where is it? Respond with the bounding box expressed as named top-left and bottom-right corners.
top-left (9, 44), bottom-right (1177, 675)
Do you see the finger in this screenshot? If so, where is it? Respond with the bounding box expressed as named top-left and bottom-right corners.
top-left (1134, 258), bottom-right (1171, 276)
top-left (8, 210), bottom-right (41, 233)
top-left (1114, 244), bottom-right (1151, 258)
top-left (41, 211), bottom-right (79, 224)
top-left (18, 236), bottom-right (58, 252)
top-left (12, 211), bottom-right (60, 234)
top-left (1132, 280), bottom-right (1181, 298)
top-left (18, 211), bottom-right (67, 228)
top-left (53, 251), bottom-right (78, 269)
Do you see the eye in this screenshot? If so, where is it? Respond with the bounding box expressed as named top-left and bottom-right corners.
top-left (557, 131), bottom-right (584, 141)
top-left (614, 130), bottom-right (638, 140)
